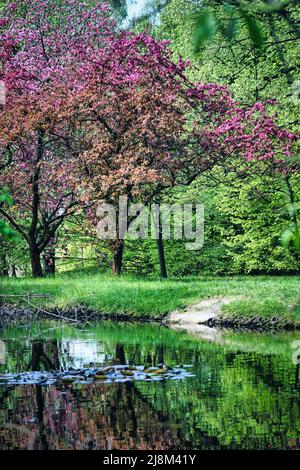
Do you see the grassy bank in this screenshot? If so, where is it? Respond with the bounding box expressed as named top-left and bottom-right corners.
top-left (0, 273), bottom-right (300, 326)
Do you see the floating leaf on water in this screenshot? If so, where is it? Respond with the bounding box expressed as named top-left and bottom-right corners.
top-left (0, 364), bottom-right (194, 386)
top-left (120, 370), bottom-right (134, 376)
top-left (62, 376), bottom-right (76, 383)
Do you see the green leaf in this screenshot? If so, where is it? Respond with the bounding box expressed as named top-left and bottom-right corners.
top-left (281, 226), bottom-right (300, 253)
top-left (256, 0), bottom-right (290, 14)
top-left (240, 11), bottom-right (264, 48)
top-left (222, 2), bottom-right (236, 15)
top-left (294, 229), bottom-right (300, 252)
top-left (193, 11), bottom-right (217, 52)
top-left (0, 186), bottom-right (13, 206)
top-left (0, 219), bottom-right (17, 241)
top-left (281, 227), bottom-right (293, 248)
top-left (221, 16), bottom-right (239, 41)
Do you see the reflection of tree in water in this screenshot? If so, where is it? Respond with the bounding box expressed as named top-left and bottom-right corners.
top-left (42, 343), bottom-right (226, 449)
top-left (1, 337), bottom-right (300, 450)
top-left (26, 385), bottom-right (48, 450)
top-left (295, 364), bottom-right (299, 386)
top-left (0, 341), bottom-right (194, 450)
top-left (28, 340), bottom-right (61, 450)
top-left (0, 339), bottom-right (62, 449)
top-left (31, 340), bottom-right (60, 371)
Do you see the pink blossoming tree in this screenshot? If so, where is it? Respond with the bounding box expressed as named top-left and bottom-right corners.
top-left (0, 0), bottom-right (297, 276)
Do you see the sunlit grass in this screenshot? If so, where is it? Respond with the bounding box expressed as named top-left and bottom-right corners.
top-left (1, 273), bottom-right (299, 321)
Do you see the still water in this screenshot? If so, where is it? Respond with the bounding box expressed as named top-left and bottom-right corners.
top-left (0, 321), bottom-right (299, 450)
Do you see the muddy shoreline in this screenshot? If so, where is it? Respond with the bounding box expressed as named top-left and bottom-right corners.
top-left (205, 314), bottom-right (300, 330)
top-left (0, 303), bottom-right (165, 328)
top-left (0, 302), bottom-right (299, 331)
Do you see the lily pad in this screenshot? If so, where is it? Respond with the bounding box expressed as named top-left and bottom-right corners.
top-left (0, 364), bottom-right (194, 387)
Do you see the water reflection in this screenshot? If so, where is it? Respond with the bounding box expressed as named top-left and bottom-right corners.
top-left (0, 322), bottom-right (299, 450)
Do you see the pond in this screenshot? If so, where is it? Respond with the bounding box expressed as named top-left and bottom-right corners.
top-left (0, 321), bottom-right (299, 450)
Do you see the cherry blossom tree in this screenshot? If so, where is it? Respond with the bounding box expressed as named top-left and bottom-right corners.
top-left (0, 0), bottom-right (116, 276)
top-left (72, 55), bottom-right (298, 274)
top-left (0, 0), bottom-right (297, 277)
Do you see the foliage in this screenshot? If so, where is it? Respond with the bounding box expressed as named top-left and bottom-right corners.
top-left (0, 0), bottom-right (259, 276)
top-left (192, 0), bottom-right (297, 51)
top-left (0, 0), bottom-right (299, 278)
top-left (0, 188), bottom-right (16, 241)
top-left (153, 0), bottom-right (300, 275)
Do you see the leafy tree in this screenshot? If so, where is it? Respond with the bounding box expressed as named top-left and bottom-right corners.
top-left (155, 0), bottom-right (300, 273)
top-left (1, 0), bottom-right (298, 279)
top-left (0, 0), bottom-right (118, 276)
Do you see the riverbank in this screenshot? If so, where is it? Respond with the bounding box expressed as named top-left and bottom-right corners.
top-left (0, 273), bottom-right (299, 329)
top-left (169, 296), bottom-right (300, 331)
top-left (0, 303), bottom-right (161, 327)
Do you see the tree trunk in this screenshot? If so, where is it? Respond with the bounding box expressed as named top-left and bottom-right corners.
top-left (152, 203), bottom-right (168, 278)
top-left (35, 385), bottom-right (49, 450)
top-left (10, 265), bottom-right (17, 277)
top-left (112, 240), bottom-right (124, 276)
top-left (43, 252), bottom-right (55, 275)
top-left (157, 230), bottom-right (168, 278)
top-left (115, 344), bottom-right (126, 364)
top-left (285, 176), bottom-right (300, 262)
top-left (30, 248), bottom-right (43, 278)
top-left (0, 253), bottom-right (9, 276)
top-left (31, 340), bottom-right (57, 371)
top-left (43, 236), bottom-right (56, 275)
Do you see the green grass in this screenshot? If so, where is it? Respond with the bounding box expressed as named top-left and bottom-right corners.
top-left (1, 273), bottom-right (300, 323)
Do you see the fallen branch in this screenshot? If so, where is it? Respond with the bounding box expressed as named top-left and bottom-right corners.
top-left (0, 293), bottom-right (52, 298)
top-left (23, 299), bottom-right (78, 323)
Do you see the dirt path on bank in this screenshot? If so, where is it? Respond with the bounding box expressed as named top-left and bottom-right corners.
top-left (168, 297), bottom-right (235, 339)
